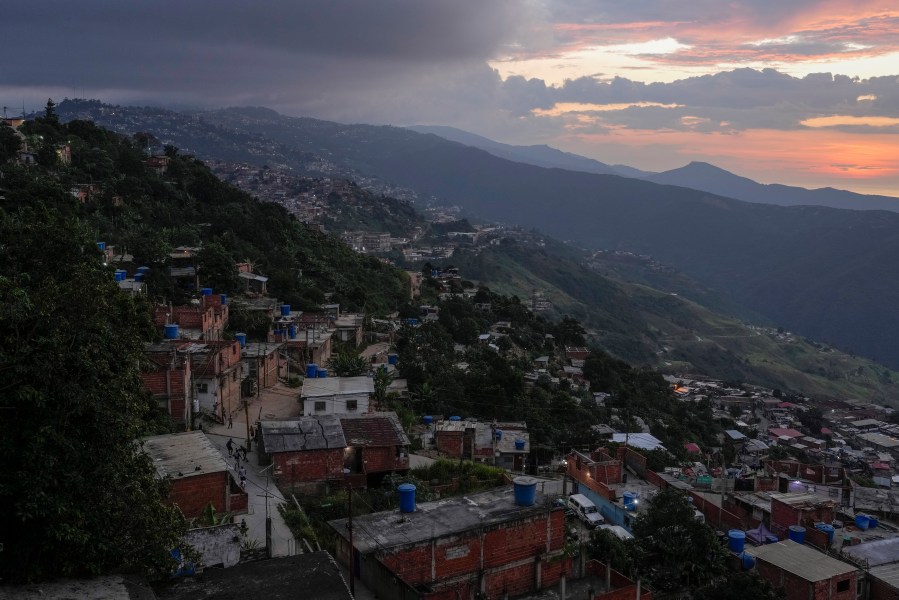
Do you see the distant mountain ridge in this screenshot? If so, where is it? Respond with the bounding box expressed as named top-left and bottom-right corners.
top-left (646, 161), bottom-right (899, 212)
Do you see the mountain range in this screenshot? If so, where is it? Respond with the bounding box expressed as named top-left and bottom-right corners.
top-left (55, 100), bottom-right (899, 374)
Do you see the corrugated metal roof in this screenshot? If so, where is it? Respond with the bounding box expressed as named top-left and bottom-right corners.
top-left (339, 412), bottom-right (409, 447)
top-left (260, 415), bottom-right (346, 452)
top-left (141, 431), bottom-right (227, 479)
top-left (746, 541), bottom-right (857, 582)
top-left (301, 376), bottom-right (374, 398)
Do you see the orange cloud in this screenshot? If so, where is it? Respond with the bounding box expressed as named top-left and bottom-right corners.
top-left (801, 115), bottom-right (899, 127)
top-left (532, 101), bottom-right (683, 117)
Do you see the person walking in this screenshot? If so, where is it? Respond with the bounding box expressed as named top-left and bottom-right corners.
top-left (226, 438), bottom-right (234, 457)
top-left (227, 414), bottom-right (233, 429)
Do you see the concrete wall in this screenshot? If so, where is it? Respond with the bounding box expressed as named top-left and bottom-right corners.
top-left (184, 523), bottom-right (241, 569)
top-left (302, 393), bottom-right (370, 416)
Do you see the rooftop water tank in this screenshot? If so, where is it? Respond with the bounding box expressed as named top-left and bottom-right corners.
top-left (288, 324), bottom-right (296, 339)
top-left (855, 515), bottom-right (871, 531)
top-left (514, 438), bottom-right (526, 451)
top-left (815, 523), bottom-right (835, 545)
top-left (788, 525), bottom-right (806, 545)
top-left (728, 530), bottom-right (746, 553)
top-left (422, 415), bottom-right (433, 425)
top-left (513, 476), bottom-right (537, 507)
top-left (449, 415), bottom-right (462, 422)
top-left (495, 429), bottom-right (503, 440)
top-left (96, 241), bottom-right (106, 251)
top-left (740, 551), bottom-right (756, 570)
top-left (317, 368), bottom-right (327, 378)
top-left (398, 483), bottom-right (416, 513)
top-left (137, 265), bottom-right (150, 274)
top-left (164, 324), bottom-right (179, 340)
top-left (114, 270), bottom-right (127, 282)
top-left (387, 353), bottom-right (398, 365)
top-left (281, 304), bottom-right (291, 317)
top-left (201, 287), bottom-right (213, 296)
top-left (220, 294), bottom-right (227, 305)
top-left (134, 272), bottom-right (144, 282)
top-left (235, 333), bottom-right (247, 349)
top-left (306, 364), bottom-right (318, 378)
top-left (869, 516), bottom-right (879, 529)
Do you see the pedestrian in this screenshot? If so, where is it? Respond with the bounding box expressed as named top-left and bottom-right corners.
top-left (239, 465), bottom-right (246, 480)
top-left (240, 474), bottom-right (246, 490)
top-left (226, 438), bottom-right (234, 457)
top-left (227, 414), bottom-right (233, 429)
top-left (239, 445), bottom-right (247, 461)
top-left (234, 457), bottom-right (241, 470)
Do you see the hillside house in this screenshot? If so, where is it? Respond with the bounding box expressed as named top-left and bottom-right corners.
top-left (241, 341), bottom-right (283, 391)
top-left (185, 340), bottom-right (245, 424)
top-left (746, 541), bottom-right (858, 600)
top-left (258, 416), bottom-right (347, 490)
top-left (167, 246), bottom-right (200, 292)
top-left (153, 292), bottom-right (229, 341)
top-left (142, 342), bottom-right (193, 426)
top-left (141, 431), bottom-right (247, 519)
top-left (339, 412), bottom-right (410, 487)
top-left (300, 376), bottom-right (372, 416)
top-left (329, 484), bottom-right (570, 600)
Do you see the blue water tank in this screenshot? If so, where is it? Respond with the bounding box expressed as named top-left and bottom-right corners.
top-left (514, 438), bottom-right (526, 451)
top-left (869, 516), bottom-right (879, 529)
top-left (740, 551), bottom-right (756, 570)
top-left (114, 269), bottom-right (127, 281)
top-left (816, 523), bottom-right (835, 544)
top-left (164, 324), bottom-right (179, 340)
top-left (623, 491), bottom-right (638, 512)
top-left (134, 272), bottom-right (144, 282)
top-left (281, 304), bottom-right (291, 316)
top-left (422, 415), bottom-right (433, 425)
top-left (235, 333), bottom-right (247, 349)
top-left (317, 368), bottom-right (327, 378)
top-left (388, 353), bottom-right (398, 365)
top-left (788, 525), bottom-right (806, 544)
top-left (96, 241), bottom-right (106, 251)
top-left (398, 483), bottom-right (416, 513)
top-left (513, 476), bottom-right (537, 506)
top-left (728, 530), bottom-right (746, 553)
top-left (449, 415), bottom-right (462, 422)
top-left (220, 294), bottom-right (227, 305)
top-left (137, 265), bottom-right (150, 274)
top-left (855, 515), bottom-right (871, 530)
top-left (495, 429), bottom-right (503, 440)
top-left (289, 324), bottom-right (296, 339)
top-left (201, 287), bottom-right (213, 296)
top-left (306, 364), bottom-right (318, 378)
top-left (406, 318), bottom-right (419, 326)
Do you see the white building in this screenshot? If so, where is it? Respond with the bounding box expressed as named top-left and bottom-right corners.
top-left (300, 376), bottom-right (374, 416)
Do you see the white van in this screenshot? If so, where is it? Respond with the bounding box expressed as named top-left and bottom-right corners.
top-left (568, 494), bottom-right (604, 529)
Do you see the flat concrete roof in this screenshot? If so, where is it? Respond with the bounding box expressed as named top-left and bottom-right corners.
top-left (869, 563), bottom-right (899, 591)
top-left (746, 540), bottom-right (857, 582)
top-left (301, 376), bottom-right (373, 398)
top-left (1, 575), bottom-right (155, 600)
top-left (330, 485), bottom-right (552, 553)
top-left (156, 552), bottom-right (352, 600)
top-left (260, 415), bottom-right (346, 452)
top-left (141, 431), bottom-right (228, 480)
top-left (842, 537), bottom-right (899, 567)
top-left (769, 492), bottom-right (836, 509)
top-left (858, 432), bottom-right (899, 448)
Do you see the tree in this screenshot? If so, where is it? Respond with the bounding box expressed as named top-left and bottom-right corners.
top-left (326, 352), bottom-right (369, 377)
top-left (0, 123), bottom-right (21, 162)
top-left (694, 571), bottom-right (785, 600)
top-left (0, 206), bottom-right (185, 581)
top-left (42, 98), bottom-right (59, 125)
top-left (631, 487), bottom-right (729, 595)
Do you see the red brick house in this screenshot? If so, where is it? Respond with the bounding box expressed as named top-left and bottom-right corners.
top-left (339, 412), bottom-right (410, 486)
top-left (152, 293), bottom-right (228, 342)
top-left (747, 541), bottom-right (858, 600)
top-left (141, 431), bottom-right (247, 519)
top-left (769, 492), bottom-right (835, 540)
top-left (142, 341), bottom-right (193, 426)
top-left (258, 415), bottom-right (347, 490)
top-left (330, 484), bottom-right (570, 600)
top-left (186, 340), bottom-right (245, 425)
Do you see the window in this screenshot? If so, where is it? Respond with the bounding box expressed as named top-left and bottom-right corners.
top-left (836, 579), bottom-right (849, 593)
top-left (196, 383), bottom-right (208, 394)
top-left (346, 400), bottom-right (358, 412)
top-left (314, 401), bottom-right (326, 412)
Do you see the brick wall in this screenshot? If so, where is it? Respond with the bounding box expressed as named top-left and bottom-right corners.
top-left (436, 431), bottom-right (464, 457)
top-left (362, 446), bottom-right (408, 474)
top-left (273, 448), bottom-right (344, 486)
top-left (169, 471), bottom-right (228, 519)
top-left (586, 561), bottom-right (653, 600)
top-left (771, 497), bottom-right (834, 533)
top-left (869, 574), bottom-right (899, 600)
top-left (757, 560), bottom-right (856, 600)
top-left (142, 368), bottom-right (190, 424)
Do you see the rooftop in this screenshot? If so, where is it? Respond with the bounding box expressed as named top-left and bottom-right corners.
top-left (141, 431), bottom-right (228, 480)
top-left (746, 540), bottom-right (857, 582)
top-left (329, 485), bottom-right (553, 553)
top-left (156, 552), bottom-right (352, 600)
top-left (857, 432), bottom-right (899, 448)
top-left (301, 376), bottom-right (374, 398)
top-left (842, 537), bottom-right (899, 567)
top-left (1, 575), bottom-right (155, 600)
top-left (339, 412), bottom-right (410, 447)
top-left (611, 432), bottom-right (665, 451)
top-left (260, 415), bottom-right (346, 452)
top-left (769, 492), bottom-right (836, 510)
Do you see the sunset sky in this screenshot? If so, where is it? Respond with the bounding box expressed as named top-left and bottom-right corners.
top-left (3, 1), bottom-right (898, 195)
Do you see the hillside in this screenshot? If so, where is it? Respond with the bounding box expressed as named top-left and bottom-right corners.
top-left (53, 101), bottom-right (899, 372)
top-left (451, 236), bottom-right (899, 404)
top-left (646, 161), bottom-right (899, 212)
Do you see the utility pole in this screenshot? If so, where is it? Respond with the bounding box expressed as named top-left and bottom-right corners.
top-left (347, 484), bottom-right (355, 598)
top-left (244, 399), bottom-right (252, 451)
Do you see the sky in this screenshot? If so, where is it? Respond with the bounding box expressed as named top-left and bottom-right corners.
top-left (3, 1), bottom-right (899, 196)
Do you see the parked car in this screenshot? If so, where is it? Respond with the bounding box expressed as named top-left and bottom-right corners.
top-left (568, 494), bottom-right (604, 529)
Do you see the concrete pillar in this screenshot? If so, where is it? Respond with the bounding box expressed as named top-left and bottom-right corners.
top-left (535, 556), bottom-right (542, 589)
top-left (636, 578), bottom-right (641, 599)
top-left (560, 575), bottom-right (566, 600)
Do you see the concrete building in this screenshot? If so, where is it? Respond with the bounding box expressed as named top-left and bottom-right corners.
top-left (141, 431), bottom-right (247, 519)
top-left (769, 492), bottom-right (836, 540)
top-left (142, 342), bottom-right (193, 427)
top-left (329, 484), bottom-right (570, 600)
top-left (186, 340), bottom-right (245, 424)
top-left (241, 341), bottom-right (283, 391)
top-left (300, 375), bottom-right (373, 416)
top-left (746, 540), bottom-right (858, 600)
top-left (842, 537), bottom-right (899, 600)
